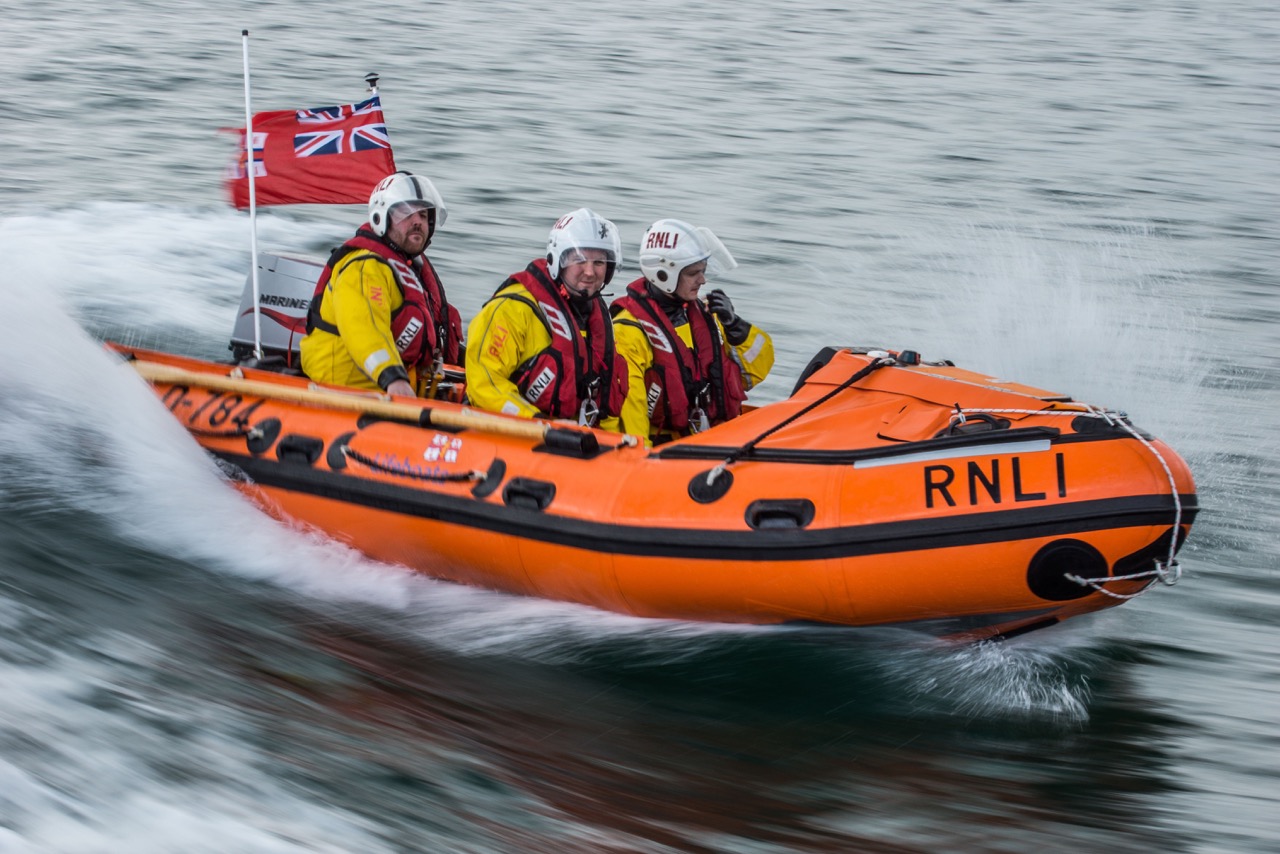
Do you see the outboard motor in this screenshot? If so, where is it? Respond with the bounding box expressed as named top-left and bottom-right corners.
top-left (228, 253), bottom-right (324, 364)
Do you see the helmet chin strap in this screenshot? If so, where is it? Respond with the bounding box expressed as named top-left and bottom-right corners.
top-left (559, 281), bottom-right (600, 323)
top-left (555, 274), bottom-right (596, 300)
top-left (648, 281), bottom-right (686, 308)
top-left (564, 284), bottom-right (597, 304)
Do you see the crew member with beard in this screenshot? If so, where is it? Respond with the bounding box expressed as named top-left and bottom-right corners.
top-left (300, 171), bottom-right (461, 397)
top-left (464, 208), bottom-right (628, 425)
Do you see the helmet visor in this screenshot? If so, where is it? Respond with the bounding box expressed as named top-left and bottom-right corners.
top-left (695, 227), bottom-right (737, 279)
top-left (559, 246), bottom-right (617, 267)
top-left (388, 199), bottom-right (435, 223)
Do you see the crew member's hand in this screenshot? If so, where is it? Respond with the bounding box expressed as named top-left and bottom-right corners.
top-left (386, 379), bottom-right (416, 398)
top-left (707, 288), bottom-right (752, 345)
top-left (706, 289), bottom-right (738, 325)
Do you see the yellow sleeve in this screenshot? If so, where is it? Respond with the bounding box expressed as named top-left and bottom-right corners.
top-left (330, 256), bottom-right (407, 388)
top-left (464, 292), bottom-right (544, 418)
top-left (601, 311), bottom-right (655, 440)
top-left (724, 321), bottom-right (775, 391)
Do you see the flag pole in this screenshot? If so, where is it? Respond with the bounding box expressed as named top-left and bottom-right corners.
top-left (241, 29), bottom-right (264, 361)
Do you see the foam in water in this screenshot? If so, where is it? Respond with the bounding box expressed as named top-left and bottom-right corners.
top-left (833, 218), bottom-right (1214, 442)
top-left (0, 202), bottom-right (342, 348)
top-left (0, 244), bottom-right (421, 608)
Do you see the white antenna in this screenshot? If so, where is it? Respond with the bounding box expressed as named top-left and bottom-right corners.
top-left (241, 29), bottom-right (263, 361)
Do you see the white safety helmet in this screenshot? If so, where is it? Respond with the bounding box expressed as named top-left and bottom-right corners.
top-left (368, 171), bottom-right (448, 239)
top-left (638, 219), bottom-right (737, 295)
top-left (546, 207), bottom-right (622, 284)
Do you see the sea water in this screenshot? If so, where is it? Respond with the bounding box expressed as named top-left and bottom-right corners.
top-left (1, 1), bottom-right (1276, 851)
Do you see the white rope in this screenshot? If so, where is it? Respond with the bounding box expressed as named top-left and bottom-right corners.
top-left (1064, 560), bottom-right (1184, 600)
top-left (954, 404), bottom-right (1186, 599)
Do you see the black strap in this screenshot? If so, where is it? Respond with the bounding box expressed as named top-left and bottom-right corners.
top-left (305, 243), bottom-right (362, 336)
top-left (720, 354), bottom-right (891, 468)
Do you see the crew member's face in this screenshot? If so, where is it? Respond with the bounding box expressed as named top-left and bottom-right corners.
top-left (673, 260), bottom-right (708, 303)
top-left (387, 204), bottom-right (433, 256)
top-left (559, 248), bottom-right (611, 296)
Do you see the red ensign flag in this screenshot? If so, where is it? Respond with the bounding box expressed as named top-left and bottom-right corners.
top-left (226, 95), bottom-right (397, 208)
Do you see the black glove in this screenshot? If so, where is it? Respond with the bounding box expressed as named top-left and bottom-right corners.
top-left (706, 288), bottom-right (736, 324)
top-left (706, 289), bottom-right (752, 346)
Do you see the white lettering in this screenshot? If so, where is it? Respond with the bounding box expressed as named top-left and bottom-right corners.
top-left (539, 303), bottom-right (573, 341)
top-left (646, 381), bottom-right (663, 419)
top-left (640, 319), bottom-right (674, 354)
top-left (388, 259), bottom-right (421, 295)
top-left (527, 366), bottom-right (556, 402)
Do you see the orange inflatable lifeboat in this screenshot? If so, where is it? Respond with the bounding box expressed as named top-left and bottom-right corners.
top-left (108, 338), bottom-right (1196, 642)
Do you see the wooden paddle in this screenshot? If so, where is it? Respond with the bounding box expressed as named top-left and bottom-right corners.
top-left (128, 358), bottom-right (602, 451)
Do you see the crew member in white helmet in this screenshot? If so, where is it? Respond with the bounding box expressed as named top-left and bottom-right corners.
top-left (604, 219), bottom-right (773, 444)
top-left (464, 208), bottom-right (628, 425)
top-left (300, 171), bottom-right (461, 397)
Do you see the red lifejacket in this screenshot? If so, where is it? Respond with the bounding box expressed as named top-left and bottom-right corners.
top-left (611, 277), bottom-right (746, 435)
top-left (306, 225), bottom-right (461, 369)
top-left (499, 259), bottom-right (627, 423)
